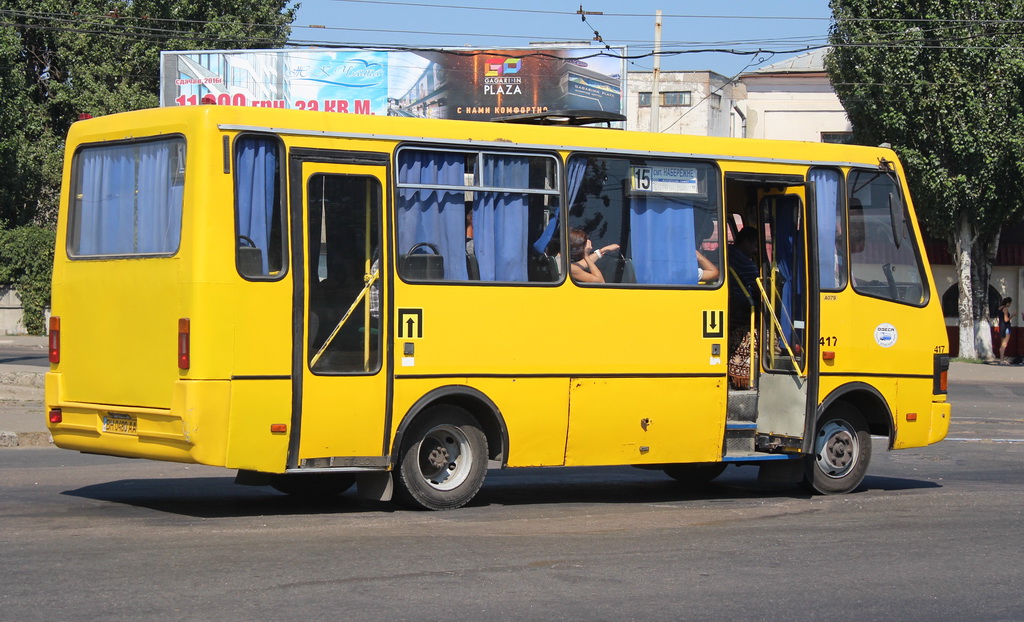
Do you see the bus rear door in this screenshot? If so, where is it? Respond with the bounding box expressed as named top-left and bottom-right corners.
top-left (289, 152), bottom-right (390, 470)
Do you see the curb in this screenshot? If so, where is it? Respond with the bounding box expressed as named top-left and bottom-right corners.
top-left (1, 371), bottom-right (47, 448)
top-left (0, 431), bottom-right (53, 448)
top-left (0, 370), bottom-right (45, 387)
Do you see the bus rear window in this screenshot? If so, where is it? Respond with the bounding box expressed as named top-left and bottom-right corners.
top-left (68, 137), bottom-right (185, 257)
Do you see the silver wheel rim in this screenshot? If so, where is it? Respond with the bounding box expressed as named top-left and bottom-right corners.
top-left (814, 419), bottom-right (859, 479)
top-left (416, 424), bottom-right (473, 491)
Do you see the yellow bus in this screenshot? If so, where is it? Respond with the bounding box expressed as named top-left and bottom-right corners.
top-left (45, 105), bottom-right (951, 510)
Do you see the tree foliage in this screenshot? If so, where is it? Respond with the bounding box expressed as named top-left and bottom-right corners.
top-left (0, 0), bottom-right (297, 227)
top-left (0, 1), bottom-right (295, 333)
top-left (0, 226), bottom-right (55, 334)
top-left (826, 0), bottom-right (1024, 358)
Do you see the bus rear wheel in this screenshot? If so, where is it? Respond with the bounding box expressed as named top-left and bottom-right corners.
top-left (395, 406), bottom-right (488, 511)
top-left (802, 404), bottom-right (871, 494)
top-left (269, 473), bottom-right (355, 499)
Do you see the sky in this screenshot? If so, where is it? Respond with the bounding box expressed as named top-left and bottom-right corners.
top-left (287, 0), bottom-right (834, 78)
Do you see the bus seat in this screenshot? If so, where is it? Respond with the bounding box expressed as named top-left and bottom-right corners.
top-left (238, 245), bottom-right (264, 276)
top-left (466, 253), bottom-right (480, 280)
top-left (595, 253), bottom-right (636, 284)
top-left (620, 257), bottom-right (636, 283)
top-left (400, 243), bottom-right (444, 280)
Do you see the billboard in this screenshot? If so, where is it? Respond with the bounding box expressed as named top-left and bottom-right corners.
top-left (160, 47), bottom-right (625, 121)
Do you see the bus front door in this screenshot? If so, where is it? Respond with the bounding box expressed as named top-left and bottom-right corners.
top-left (755, 190), bottom-right (812, 449)
top-left (289, 158), bottom-right (390, 470)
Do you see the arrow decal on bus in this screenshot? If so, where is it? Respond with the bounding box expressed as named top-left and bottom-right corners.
top-left (398, 308), bottom-right (424, 339)
top-left (703, 310), bottom-right (724, 339)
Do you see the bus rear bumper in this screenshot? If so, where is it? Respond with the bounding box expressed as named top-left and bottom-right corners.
top-left (45, 373), bottom-right (229, 466)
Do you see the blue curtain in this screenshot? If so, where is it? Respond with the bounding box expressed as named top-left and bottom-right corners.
top-left (137, 142), bottom-right (184, 254)
top-left (629, 195), bottom-right (697, 285)
top-left (397, 151), bottom-right (468, 280)
top-left (773, 200), bottom-right (801, 344)
top-left (811, 168), bottom-right (841, 289)
top-left (474, 155), bottom-right (529, 281)
top-left (533, 157), bottom-right (585, 254)
top-left (74, 140), bottom-right (183, 256)
top-left (235, 137), bottom-right (278, 274)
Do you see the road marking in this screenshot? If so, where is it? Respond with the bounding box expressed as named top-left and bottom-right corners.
top-left (945, 437), bottom-right (1024, 443)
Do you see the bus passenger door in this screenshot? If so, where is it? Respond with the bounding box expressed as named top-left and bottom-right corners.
top-left (289, 157), bottom-right (389, 469)
top-left (756, 190), bottom-right (811, 448)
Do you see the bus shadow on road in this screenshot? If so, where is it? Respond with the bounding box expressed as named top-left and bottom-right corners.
top-left (61, 477), bottom-right (393, 518)
top-left (471, 467), bottom-right (942, 508)
top-left (60, 467), bottom-right (943, 518)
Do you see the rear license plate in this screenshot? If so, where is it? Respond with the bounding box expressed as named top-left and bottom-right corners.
top-left (103, 414), bottom-right (137, 435)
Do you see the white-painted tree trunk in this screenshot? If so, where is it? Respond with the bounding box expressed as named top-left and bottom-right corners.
top-left (955, 213), bottom-right (977, 359)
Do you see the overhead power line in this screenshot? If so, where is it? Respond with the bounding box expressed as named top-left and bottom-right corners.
top-left (5, 9), bottom-right (1024, 62)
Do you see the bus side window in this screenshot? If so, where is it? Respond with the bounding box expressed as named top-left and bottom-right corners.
top-left (234, 135), bottom-right (286, 279)
top-left (566, 155), bottom-right (721, 287)
top-left (396, 148), bottom-right (560, 283)
top-left (810, 167), bottom-right (847, 291)
top-left (848, 170), bottom-right (927, 305)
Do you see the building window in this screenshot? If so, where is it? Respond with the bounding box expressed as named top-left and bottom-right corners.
top-left (663, 91), bottom-right (691, 107)
top-left (822, 132), bottom-right (853, 144)
top-left (709, 93), bottom-right (721, 110)
top-left (638, 91), bottom-right (692, 107)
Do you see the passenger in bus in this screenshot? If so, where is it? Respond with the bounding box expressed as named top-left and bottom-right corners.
top-left (696, 250), bottom-right (720, 283)
top-left (728, 226), bottom-right (759, 321)
top-left (727, 226), bottom-right (759, 389)
top-left (465, 210), bottom-right (480, 279)
top-left (569, 227), bottom-right (619, 283)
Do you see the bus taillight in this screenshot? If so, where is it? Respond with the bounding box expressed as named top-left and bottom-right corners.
top-left (178, 318), bottom-right (191, 370)
top-left (48, 316), bottom-right (60, 364)
top-left (934, 353), bottom-right (950, 395)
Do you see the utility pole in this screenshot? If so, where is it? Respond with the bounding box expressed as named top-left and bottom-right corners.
top-left (651, 10), bottom-right (662, 133)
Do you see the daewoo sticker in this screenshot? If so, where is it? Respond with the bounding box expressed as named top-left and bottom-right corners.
top-left (874, 323), bottom-right (898, 348)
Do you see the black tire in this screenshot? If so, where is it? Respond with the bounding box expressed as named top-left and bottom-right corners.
top-left (269, 473), bottom-right (355, 499)
top-left (662, 462), bottom-right (727, 486)
top-left (395, 406), bottom-right (488, 511)
top-left (802, 403), bottom-right (872, 494)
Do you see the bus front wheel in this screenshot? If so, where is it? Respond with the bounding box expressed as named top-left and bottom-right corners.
top-left (802, 404), bottom-right (871, 494)
top-left (395, 407), bottom-right (488, 510)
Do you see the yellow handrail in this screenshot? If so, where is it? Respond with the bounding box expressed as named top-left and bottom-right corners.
top-left (310, 269), bottom-right (380, 368)
top-left (754, 276), bottom-right (804, 377)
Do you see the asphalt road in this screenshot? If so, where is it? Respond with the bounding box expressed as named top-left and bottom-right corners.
top-left (0, 335), bottom-right (48, 369)
top-left (2, 402), bottom-right (1021, 621)
top-left (1, 337), bottom-right (1021, 620)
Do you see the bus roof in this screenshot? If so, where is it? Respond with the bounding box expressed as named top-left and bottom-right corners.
top-left (68, 105), bottom-right (894, 170)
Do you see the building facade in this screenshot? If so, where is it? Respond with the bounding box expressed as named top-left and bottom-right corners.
top-left (625, 70), bottom-right (740, 137)
top-left (737, 49), bottom-right (852, 143)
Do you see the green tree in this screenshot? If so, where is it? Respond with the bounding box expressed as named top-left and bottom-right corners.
top-left (0, 226), bottom-right (55, 334)
top-left (826, 1), bottom-right (1024, 359)
top-left (0, 1), bottom-right (295, 333)
top-left (0, 0), bottom-right (296, 227)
